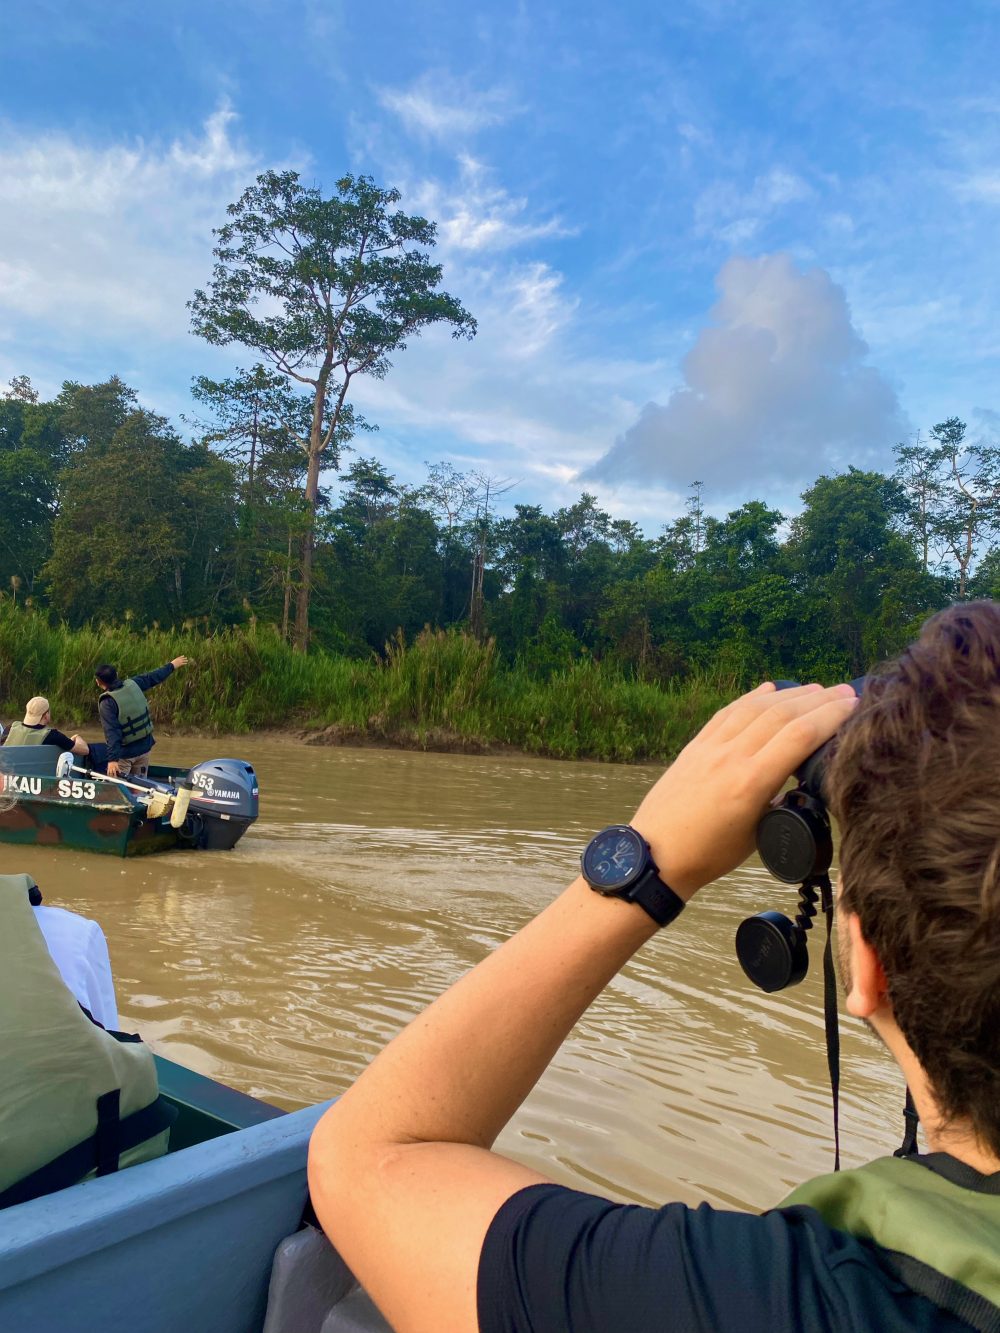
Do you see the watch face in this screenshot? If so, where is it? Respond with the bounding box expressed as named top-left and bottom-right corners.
top-left (582, 826), bottom-right (644, 890)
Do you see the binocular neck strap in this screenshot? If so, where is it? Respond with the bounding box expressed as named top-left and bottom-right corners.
top-left (817, 876), bottom-right (919, 1168)
top-left (894, 1087), bottom-right (920, 1158)
top-left (818, 875), bottom-right (841, 1172)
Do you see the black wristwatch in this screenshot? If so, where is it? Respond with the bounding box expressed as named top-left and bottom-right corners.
top-left (580, 824), bottom-right (686, 928)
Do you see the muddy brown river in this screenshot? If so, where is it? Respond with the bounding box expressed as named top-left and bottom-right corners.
top-left (10, 736), bottom-right (906, 1211)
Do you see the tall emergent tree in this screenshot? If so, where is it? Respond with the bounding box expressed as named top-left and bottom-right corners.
top-left (893, 432), bottom-right (944, 575)
top-left (189, 170), bottom-right (476, 649)
top-left (927, 417), bottom-right (1000, 598)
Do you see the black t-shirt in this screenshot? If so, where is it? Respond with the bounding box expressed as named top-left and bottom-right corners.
top-left (42, 727), bottom-right (75, 752)
top-left (478, 1182), bottom-right (979, 1332)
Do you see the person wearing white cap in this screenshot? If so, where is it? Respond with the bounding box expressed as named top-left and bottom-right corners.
top-left (1, 697), bottom-right (90, 756)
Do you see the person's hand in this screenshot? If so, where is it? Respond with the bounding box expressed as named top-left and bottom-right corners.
top-left (631, 682), bottom-right (859, 900)
top-left (171, 655), bottom-right (190, 669)
top-left (108, 761), bottom-right (120, 777)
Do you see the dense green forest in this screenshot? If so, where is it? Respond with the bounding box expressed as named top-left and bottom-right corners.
top-left (2, 371), bottom-right (998, 695)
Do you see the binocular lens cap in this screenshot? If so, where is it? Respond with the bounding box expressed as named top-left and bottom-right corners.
top-left (736, 911), bottom-right (809, 992)
top-left (757, 804), bottom-right (832, 884)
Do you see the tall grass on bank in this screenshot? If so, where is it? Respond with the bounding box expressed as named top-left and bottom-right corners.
top-left (0, 607), bottom-right (734, 764)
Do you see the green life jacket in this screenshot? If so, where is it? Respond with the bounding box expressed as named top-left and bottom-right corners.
top-left (108, 678), bottom-right (154, 749)
top-left (0, 873), bottom-right (175, 1209)
top-left (4, 722), bottom-right (52, 746)
top-left (782, 1155), bottom-right (1000, 1327)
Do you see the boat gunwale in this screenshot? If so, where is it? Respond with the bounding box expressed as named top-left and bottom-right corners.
top-left (0, 1101), bottom-right (332, 1287)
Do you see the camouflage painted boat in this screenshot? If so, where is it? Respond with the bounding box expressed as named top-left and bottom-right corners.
top-left (0, 745), bottom-right (259, 856)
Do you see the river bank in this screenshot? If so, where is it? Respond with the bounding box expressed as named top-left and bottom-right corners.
top-left (0, 609), bottom-right (733, 764)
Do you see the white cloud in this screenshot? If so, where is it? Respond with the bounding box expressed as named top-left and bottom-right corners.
top-left (585, 253), bottom-right (905, 495)
top-left (955, 172), bottom-right (1000, 203)
top-left (504, 263), bottom-right (577, 354)
top-left (678, 121), bottom-right (713, 147)
top-left (343, 111), bottom-right (570, 256)
top-left (825, 211), bottom-right (856, 236)
top-left (696, 167), bottom-right (813, 244)
top-left (406, 155), bottom-right (572, 255)
top-left (377, 75), bottom-right (514, 142)
top-left (167, 103), bottom-right (251, 176)
top-left (0, 100), bottom-right (265, 355)
top-left (438, 203), bottom-right (568, 252)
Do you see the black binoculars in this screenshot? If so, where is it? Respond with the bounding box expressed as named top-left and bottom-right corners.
top-left (735, 678), bottom-right (866, 993)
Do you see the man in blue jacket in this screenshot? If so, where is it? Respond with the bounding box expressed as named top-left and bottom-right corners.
top-left (95, 656), bottom-right (188, 778)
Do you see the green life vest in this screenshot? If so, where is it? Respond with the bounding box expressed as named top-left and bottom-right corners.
top-left (108, 678), bottom-right (154, 749)
top-left (782, 1155), bottom-right (1000, 1325)
top-left (3, 722), bottom-right (52, 746)
top-left (0, 873), bottom-right (175, 1209)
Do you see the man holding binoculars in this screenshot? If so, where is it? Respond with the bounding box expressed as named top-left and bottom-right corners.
top-left (310, 600), bottom-right (1000, 1332)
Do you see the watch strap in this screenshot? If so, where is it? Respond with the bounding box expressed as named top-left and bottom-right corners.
top-left (625, 865), bottom-right (686, 927)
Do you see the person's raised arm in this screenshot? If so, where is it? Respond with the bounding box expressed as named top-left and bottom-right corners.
top-left (130, 657), bottom-right (188, 693)
top-left (308, 682), bottom-right (859, 1333)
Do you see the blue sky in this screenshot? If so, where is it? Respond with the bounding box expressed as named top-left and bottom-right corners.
top-left (1, 0), bottom-right (998, 522)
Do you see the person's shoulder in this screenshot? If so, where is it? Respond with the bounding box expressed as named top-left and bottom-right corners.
top-left (479, 1183), bottom-right (961, 1333)
top-left (45, 728), bottom-right (75, 750)
top-left (34, 904), bottom-right (103, 938)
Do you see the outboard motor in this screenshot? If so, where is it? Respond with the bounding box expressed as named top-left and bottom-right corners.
top-left (183, 759), bottom-right (260, 851)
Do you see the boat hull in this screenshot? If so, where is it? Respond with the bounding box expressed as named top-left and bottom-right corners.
top-left (0, 753), bottom-right (255, 856)
top-left (0, 784), bottom-right (158, 855)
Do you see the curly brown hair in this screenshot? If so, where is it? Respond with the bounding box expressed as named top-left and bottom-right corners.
top-left (826, 600), bottom-right (1000, 1155)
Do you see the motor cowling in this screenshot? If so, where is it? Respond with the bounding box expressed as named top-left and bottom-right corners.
top-left (184, 758), bottom-right (259, 849)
